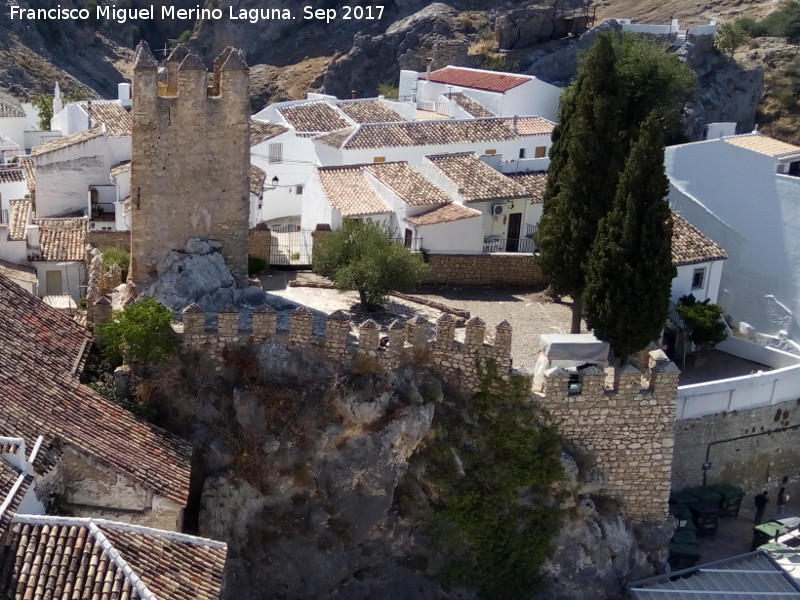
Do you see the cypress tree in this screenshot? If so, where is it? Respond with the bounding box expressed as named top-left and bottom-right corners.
top-left (536, 33), bottom-right (627, 333)
top-left (583, 113), bottom-right (676, 361)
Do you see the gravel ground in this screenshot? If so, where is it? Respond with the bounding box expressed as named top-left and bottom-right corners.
top-left (264, 274), bottom-right (575, 373)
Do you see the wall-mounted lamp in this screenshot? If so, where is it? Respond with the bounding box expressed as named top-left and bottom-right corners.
top-left (507, 199), bottom-right (515, 211)
top-left (272, 176), bottom-right (279, 187)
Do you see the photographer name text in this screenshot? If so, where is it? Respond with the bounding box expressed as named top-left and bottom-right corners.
top-left (9, 4), bottom-right (385, 25)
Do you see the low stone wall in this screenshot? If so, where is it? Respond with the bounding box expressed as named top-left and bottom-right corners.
top-left (424, 253), bottom-right (546, 287)
top-left (672, 398), bottom-right (800, 496)
top-left (86, 230), bottom-right (131, 251)
top-left (536, 353), bottom-right (679, 522)
top-left (181, 304), bottom-right (515, 394)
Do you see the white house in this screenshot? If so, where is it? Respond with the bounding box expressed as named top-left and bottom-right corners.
top-left (669, 212), bottom-right (728, 304)
top-left (0, 167), bottom-right (29, 226)
top-left (27, 217), bottom-right (87, 304)
top-left (0, 91), bottom-right (28, 159)
top-left (667, 132), bottom-right (800, 339)
top-left (398, 65), bottom-right (562, 122)
top-left (301, 161), bottom-right (483, 252)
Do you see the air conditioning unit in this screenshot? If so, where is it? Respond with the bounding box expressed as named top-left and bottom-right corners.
top-left (492, 204), bottom-right (506, 216)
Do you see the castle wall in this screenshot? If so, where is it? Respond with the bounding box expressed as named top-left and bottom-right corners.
top-left (536, 354), bottom-right (679, 522)
top-left (129, 43), bottom-right (250, 286)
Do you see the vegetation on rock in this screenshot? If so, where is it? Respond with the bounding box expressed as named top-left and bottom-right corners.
top-left (583, 114), bottom-right (676, 361)
top-left (414, 364), bottom-right (565, 599)
top-left (101, 247), bottom-right (130, 280)
top-left (313, 219), bottom-right (428, 309)
top-left (715, 22), bottom-right (752, 57)
top-left (96, 297), bottom-right (180, 365)
top-left (736, 1), bottom-right (800, 40)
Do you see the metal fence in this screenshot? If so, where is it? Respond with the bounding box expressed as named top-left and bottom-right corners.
top-left (482, 236), bottom-right (537, 253)
top-left (0, 209), bottom-right (7, 224)
top-left (91, 203), bottom-right (116, 221)
top-left (269, 227), bottom-right (313, 266)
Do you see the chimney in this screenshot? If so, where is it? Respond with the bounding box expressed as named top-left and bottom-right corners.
top-left (86, 100), bottom-right (93, 129)
top-left (425, 57), bottom-right (433, 81)
top-left (351, 90), bottom-right (357, 99)
top-left (512, 115), bottom-right (518, 134)
top-left (53, 82), bottom-right (63, 116)
top-left (118, 82), bottom-right (132, 107)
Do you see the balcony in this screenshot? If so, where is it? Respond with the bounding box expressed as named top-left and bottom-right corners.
top-left (483, 236), bottom-right (536, 253)
top-left (90, 202), bottom-right (116, 222)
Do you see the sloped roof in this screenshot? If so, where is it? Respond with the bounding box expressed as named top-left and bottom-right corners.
top-left (507, 171), bottom-right (548, 203)
top-left (406, 202), bottom-right (482, 226)
top-left (671, 212), bottom-right (728, 265)
top-left (337, 100), bottom-right (405, 123)
top-left (110, 161), bottom-right (131, 177)
top-left (425, 66), bottom-right (532, 93)
top-left (503, 116), bottom-right (555, 136)
top-left (0, 90), bottom-right (25, 118)
top-left (0, 273), bottom-right (192, 505)
top-left (0, 260), bottom-right (36, 285)
top-left (450, 93), bottom-right (495, 118)
top-left (81, 102), bottom-right (132, 136)
top-left (0, 168), bottom-right (24, 185)
top-left (34, 218), bottom-right (86, 261)
top-left (20, 157), bottom-right (35, 191)
top-left (251, 119), bottom-right (288, 145)
top-left (278, 102), bottom-right (351, 133)
top-left (31, 126), bottom-right (105, 157)
top-left (0, 460), bottom-right (32, 537)
top-left (7, 199), bottom-right (31, 241)
top-left (724, 133), bottom-right (800, 160)
top-left (366, 162), bottom-right (451, 206)
top-left (427, 152), bottom-right (529, 202)
top-left (0, 515), bottom-right (227, 600)
top-left (250, 164), bottom-right (266, 195)
top-left (628, 550), bottom-right (800, 599)
top-left (316, 118), bottom-right (519, 150)
top-left (317, 165), bottom-right (391, 216)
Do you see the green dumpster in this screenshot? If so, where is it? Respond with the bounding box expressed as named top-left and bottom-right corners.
top-left (670, 491), bottom-right (700, 506)
top-left (669, 542), bottom-right (702, 570)
top-left (669, 503), bottom-right (697, 532)
top-left (686, 486), bottom-right (724, 505)
top-left (671, 529), bottom-right (699, 546)
top-left (708, 483), bottom-right (745, 516)
top-left (688, 501), bottom-right (722, 535)
top-left (752, 521), bottom-right (792, 550)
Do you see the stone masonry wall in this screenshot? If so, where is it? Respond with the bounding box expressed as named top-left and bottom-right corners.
top-left (672, 398), bottom-right (800, 496)
top-left (86, 230), bottom-right (131, 251)
top-left (536, 352), bottom-right (680, 522)
top-left (130, 42), bottom-right (250, 286)
top-left (424, 253), bottom-right (546, 287)
top-left (181, 305), bottom-right (516, 394)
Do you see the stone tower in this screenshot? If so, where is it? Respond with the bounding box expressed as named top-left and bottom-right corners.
top-left (129, 42), bottom-right (250, 286)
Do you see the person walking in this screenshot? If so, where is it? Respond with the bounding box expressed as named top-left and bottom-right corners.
top-left (777, 487), bottom-right (790, 518)
top-left (754, 490), bottom-right (769, 524)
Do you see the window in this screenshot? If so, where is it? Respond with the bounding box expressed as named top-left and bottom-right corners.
top-left (485, 149), bottom-right (497, 155)
top-left (404, 228), bottom-right (413, 248)
top-left (518, 148), bottom-right (526, 159)
top-left (373, 156), bottom-right (386, 163)
top-left (534, 146), bottom-right (547, 158)
top-left (45, 270), bottom-right (63, 295)
top-left (268, 143), bottom-right (283, 164)
top-left (692, 267), bottom-right (706, 290)
top-left (295, 185), bottom-right (304, 195)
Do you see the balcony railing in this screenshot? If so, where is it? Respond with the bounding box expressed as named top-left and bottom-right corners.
top-left (391, 236), bottom-right (424, 251)
top-left (483, 236), bottom-right (537, 253)
top-left (0, 209), bottom-right (8, 225)
top-left (90, 203), bottom-right (116, 221)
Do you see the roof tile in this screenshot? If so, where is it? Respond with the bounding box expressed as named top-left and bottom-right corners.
top-left (250, 164), bottom-right (266, 196)
top-left (317, 165), bottom-right (391, 216)
top-left (34, 218), bottom-right (86, 261)
top-left (406, 202), bottom-right (482, 226)
top-left (81, 102), bottom-right (132, 137)
top-left (724, 133), bottom-right (800, 160)
top-left (0, 167), bottom-right (24, 185)
top-left (671, 212), bottom-right (728, 265)
top-left (365, 162), bottom-right (451, 206)
top-left (7, 199), bottom-right (31, 241)
top-left (507, 171), bottom-right (548, 203)
top-left (450, 93), bottom-right (495, 118)
top-left (426, 66), bottom-right (532, 93)
top-left (32, 126), bottom-right (105, 157)
top-left (427, 153), bottom-right (529, 202)
top-left (337, 100), bottom-right (405, 123)
top-left (251, 119), bottom-right (288, 145)
top-left (278, 102), bottom-right (351, 133)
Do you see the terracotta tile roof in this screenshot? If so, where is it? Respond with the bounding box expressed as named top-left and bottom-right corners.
top-left (0, 260), bottom-right (36, 284)
top-left (425, 66), bottom-right (532, 93)
top-left (406, 202), bottom-right (482, 226)
top-left (0, 516), bottom-right (227, 600)
top-left (251, 119), bottom-right (288, 145)
top-left (278, 102), bottom-right (351, 133)
top-left (0, 90), bottom-right (25, 118)
top-left (316, 118), bottom-right (519, 150)
top-left (250, 164), bottom-right (266, 195)
top-left (81, 102), bottom-right (132, 136)
top-left (7, 199), bottom-right (31, 241)
top-left (671, 212), bottom-right (728, 266)
top-left (365, 162), bottom-right (451, 206)
top-left (32, 126), bottom-right (105, 157)
top-left (503, 116), bottom-right (555, 136)
top-left (0, 168), bottom-right (24, 184)
top-left (314, 127), bottom-right (357, 148)
top-left (110, 161), bottom-right (131, 177)
top-left (450, 93), bottom-right (495, 118)
top-left (20, 158), bottom-right (34, 191)
top-left (0, 273), bottom-right (193, 505)
top-left (337, 100), bottom-right (405, 123)
top-left (34, 218), bottom-right (86, 261)
top-left (507, 171), bottom-right (548, 203)
top-left (427, 153), bottom-right (529, 202)
top-left (724, 133), bottom-right (800, 160)
top-left (318, 165), bottom-right (391, 216)
top-left (0, 462), bottom-right (32, 536)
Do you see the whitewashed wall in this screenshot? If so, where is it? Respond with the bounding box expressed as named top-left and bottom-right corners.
top-left (672, 260), bottom-right (724, 304)
top-left (415, 216), bottom-right (483, 253)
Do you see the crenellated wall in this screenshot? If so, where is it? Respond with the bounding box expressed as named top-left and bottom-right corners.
top-left (181, 304), bottom-right (517, 393)
top-left (536, 351), bottom-right (680, 522)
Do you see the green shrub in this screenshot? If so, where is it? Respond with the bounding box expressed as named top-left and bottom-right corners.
top-left (248, 255), bottom-right (267, 276)
top-left (96, 297), bottom-right (180, 365)
top-left (676, 294), bottom-right (728, 346)
top-left (377, 82), bottom-right (399, 99)
top-left (101, 247), bottom-right (130, 280)
top-left (735, 1), bottom-right (800, 38)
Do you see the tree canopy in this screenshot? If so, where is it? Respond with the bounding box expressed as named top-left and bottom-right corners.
top-left (583, 113), bottom-right (676, 360)
top-left (96, 297), bottom-right (180, 365)
top-left (313, 219), bottom-right (429, 309)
